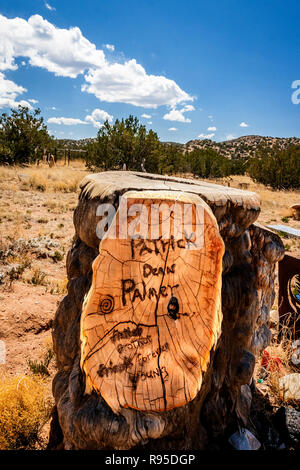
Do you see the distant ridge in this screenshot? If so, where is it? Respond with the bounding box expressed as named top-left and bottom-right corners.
top-left (54, 137), bottom-right (96, 149)
top-left (56, 135), bottom-right (300, 159)
top-left (183, 135), bottom-right (300, 159)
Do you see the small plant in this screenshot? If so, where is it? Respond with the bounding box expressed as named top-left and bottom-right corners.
top-left (281, 216), bottom-right (290, 223)
top-left (57, 223), bottom-right (64, 229)
top-left (263, 312), bottom-right (299, 406)
top-left (37, 218), bottom-right (48, 224)
top-left (8, 258), bottom-right (31, 282)
top-left (52, 250), bottom-right (63, 262)
top-left (28, 347), bottom-right (55, 377)
top-left (27, 361), bottom-right (50, 377)
top-left (0, 375), bottom-right (52, 449)
top-left (278, 231), bottom-right (288, 239)
top-left (29, 174), bottom-right (47, 192)
top-left (29, 269), bottom-right (47, 286)
top-left (47, 278), bottom-right (68, 295)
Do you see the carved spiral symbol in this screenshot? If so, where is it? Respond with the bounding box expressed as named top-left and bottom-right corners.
top-left (98, 295), bottom-right (114, 314)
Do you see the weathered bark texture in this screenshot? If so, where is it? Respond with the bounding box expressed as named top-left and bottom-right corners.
top-left (50, 171), bottom-right (284, 450)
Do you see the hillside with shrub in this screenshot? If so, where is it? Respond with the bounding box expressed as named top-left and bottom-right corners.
top-left (0, 106), bottom-right (299, 188)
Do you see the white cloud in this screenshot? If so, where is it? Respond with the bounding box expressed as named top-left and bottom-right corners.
top-left (104, 44), bottom-right (115, 52)
top-left (83, 59), bottom-right (192, 108)
top-left (168, 127), bottom-right (178, 131)
top-left (163, 109), bottom-right (190, 122)
top-left (181, 104), bottom-right (195, 112)
top-left (226, 134), bottom-right (235, 140)
top-left (45, 2), bottom-right (56, 11)
top-left (208, 115), bottom-right (213, 121)
top-left (141, 113), bottom-right (151, 119)
top-left (0, 14), bottom-right (105, 77)
top-left (28, 98), bottom-right (38, 104)
top-left (85, 108), bottom-right (113, 128)
top-left (163, 104), bottom-right (194, 123)
top-left (207, 126), bottom-right (216, 131)
top-left (0, 72), bottom-right (32, 109)
top-left (239, 121), bottom-right (249, 127)
top-left (0, 13), bottom-right (193, 109)
top-left (198, 133), bottom-right (215, 139)
top-left (47, 116), bottom-right (87, 125)
top-left (147, 121), bottom-right (152, 125)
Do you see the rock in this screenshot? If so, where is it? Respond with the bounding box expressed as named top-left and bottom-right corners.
top-left (291, 340), bottom-right (300, 366)
top-left (0, 340), bottom-right (6, 364)
top-left (264, 425), bottom-right (281, 450)
top-left (290, 204), bottom-right (300, 220)
top-left (236, 384), bottom-right (252, 426)
top-left (269, 309), bottom-right (279, 328)
top-left (274, 407), bottom-right (300, 446)
top-left (228, 428), bottom-right (261, 450)
top-left (279, 373), bottom-right (300, 400)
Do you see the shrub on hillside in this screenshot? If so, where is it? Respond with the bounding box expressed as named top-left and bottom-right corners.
top-left (188, 148), bottom-right (232, 178)
top-left (248, 144), bottom-right (300, 189)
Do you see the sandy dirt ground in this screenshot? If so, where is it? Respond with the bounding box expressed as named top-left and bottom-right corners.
top-left (0, 162), bottom-right (299, 448)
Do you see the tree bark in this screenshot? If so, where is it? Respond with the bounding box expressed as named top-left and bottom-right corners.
top-left (50, 171), bottom-right (284, 450)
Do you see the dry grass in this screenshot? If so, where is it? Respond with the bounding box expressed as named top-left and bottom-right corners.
top-left (260, 312), bottom-right (300, 406)
top-left (212, 175), bottom-right (300, 214)
top-left (45, 277), bottom-right (68, 295)
top-left (27, 269), bottom-right (47, 286)
top-left (211, 175), bottom-right (300, 255)
top-left (28, 169), bottom-right (85, 193)
top-left (0, 160), bottom-right (88, 194)
top-left (0, 375), bottom-right (52, 449)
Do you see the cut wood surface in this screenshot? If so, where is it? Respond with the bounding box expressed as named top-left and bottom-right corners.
top-left (80, 171), bottom-right (260, 209)
top-left (80, 190), bottom-right (224, 413)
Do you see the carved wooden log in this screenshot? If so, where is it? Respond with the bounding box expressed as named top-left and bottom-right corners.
top-left (50, 171), bottom-right (284, 450)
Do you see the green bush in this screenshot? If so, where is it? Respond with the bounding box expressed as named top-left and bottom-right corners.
top-left (187, 148), bottom-right (231, 178)
top-left (28, 348), bottom-right (54, 377)
top-left (0, 106), bottom-right (52, 165)
top-left (86, 115), bottom-right (161, 172)
top-left (248, 144), bottom-right (300, 189)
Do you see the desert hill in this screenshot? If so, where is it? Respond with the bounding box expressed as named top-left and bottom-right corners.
top-left (183, 135), bottom-right (300, 159)
top-left (55, 135), bottom-right (300, 160)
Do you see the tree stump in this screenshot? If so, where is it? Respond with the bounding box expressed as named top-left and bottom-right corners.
top-left (50, 171), bottom-right (284, 450)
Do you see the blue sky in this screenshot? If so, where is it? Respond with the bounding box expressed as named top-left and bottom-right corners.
top-left (0, 0), bottom-right (299, 143)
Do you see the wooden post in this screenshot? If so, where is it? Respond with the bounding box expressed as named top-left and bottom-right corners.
top-left (68, 149), bottom-right (70, 166)
top-left (50, 171), bottom-right (284, 450)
